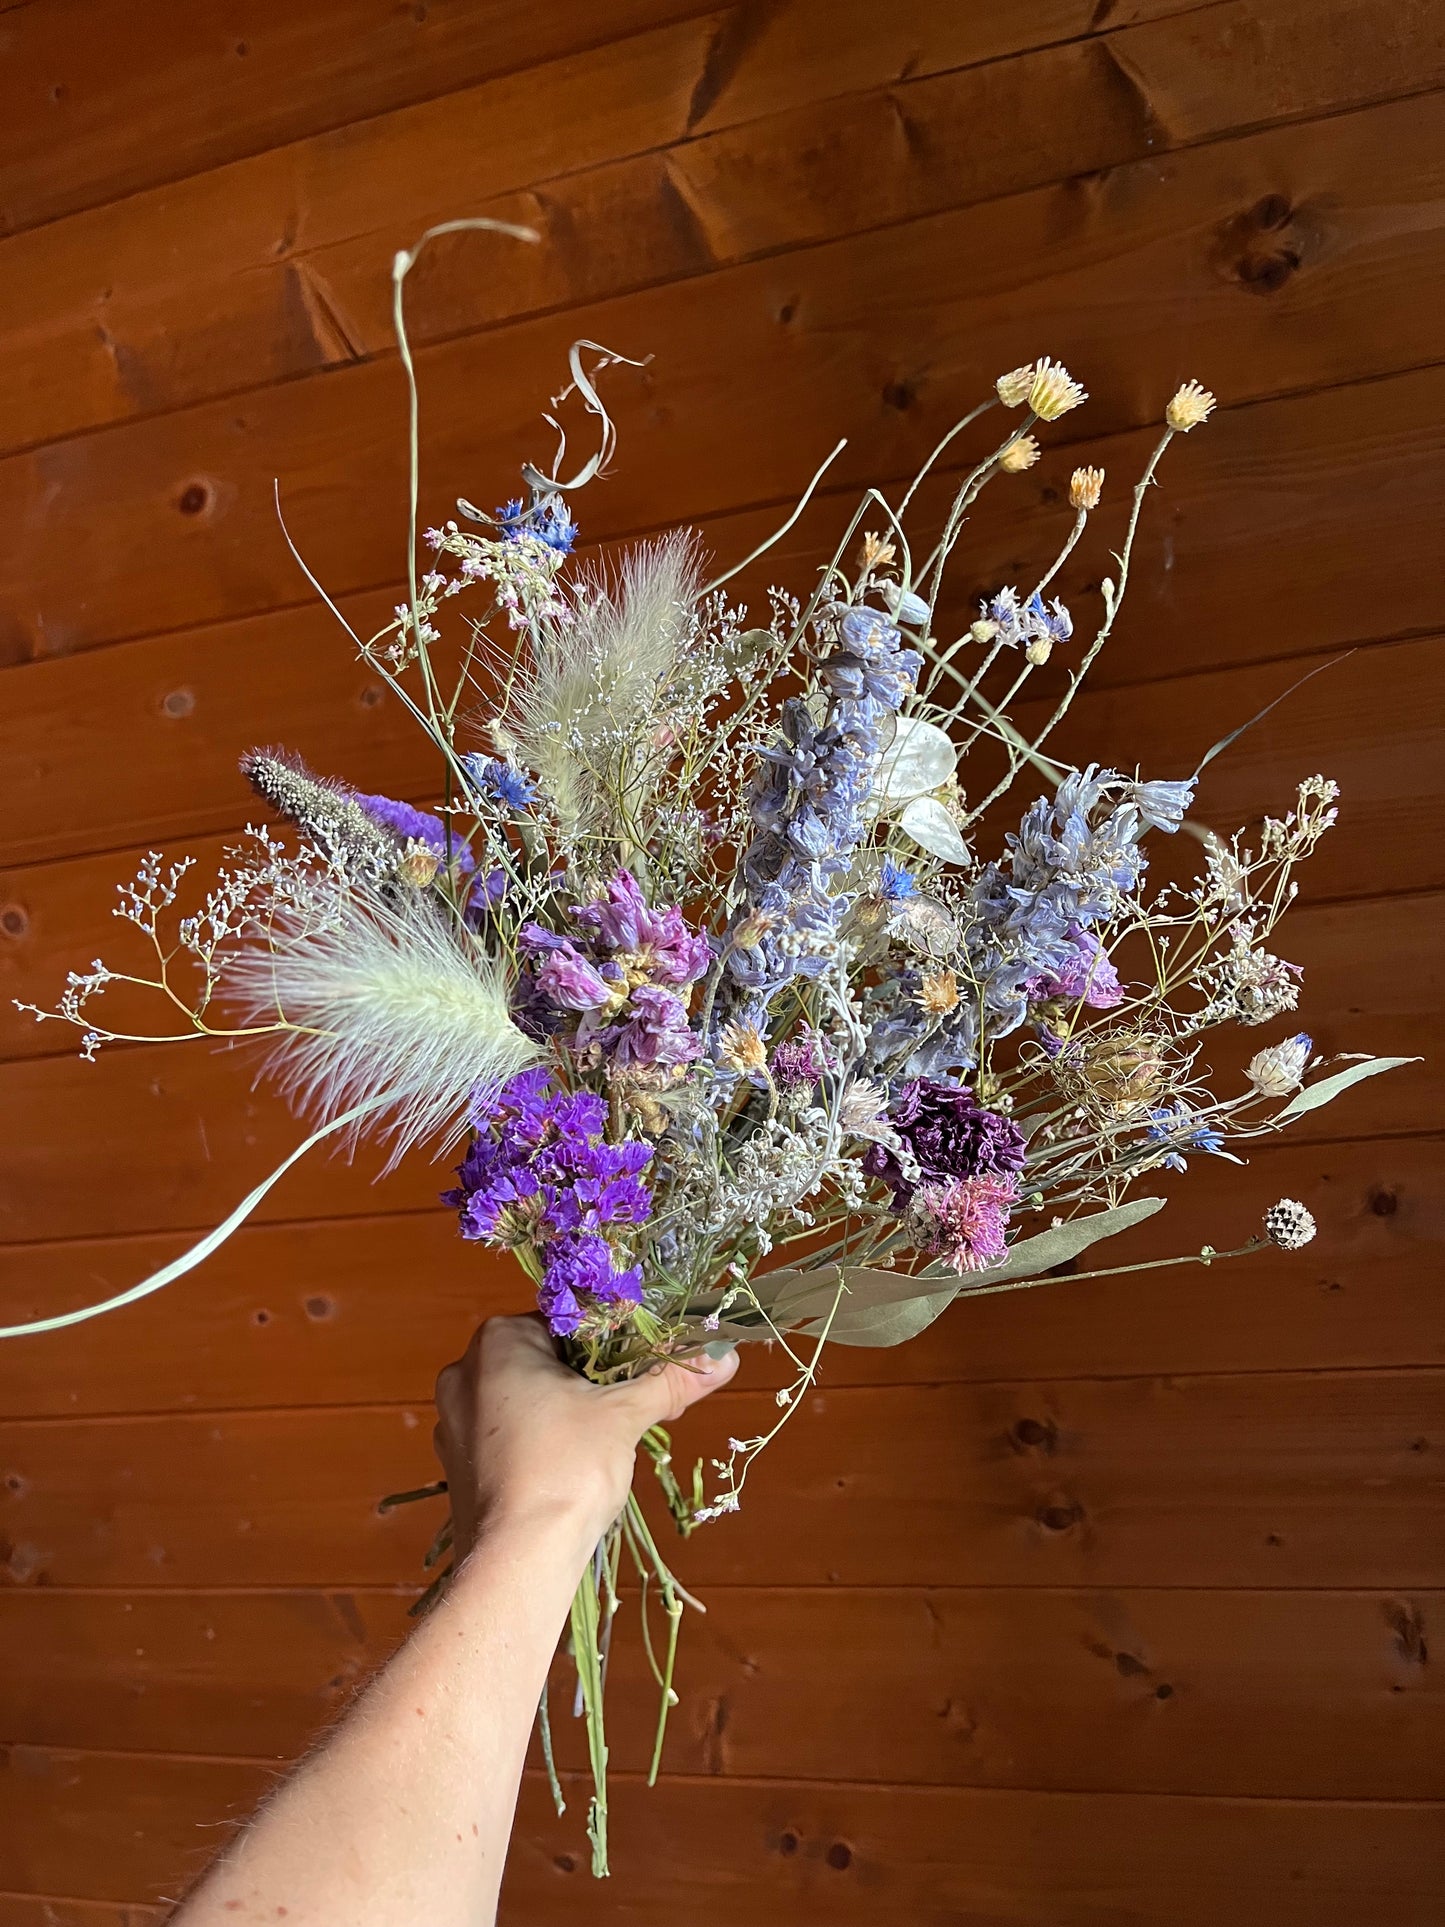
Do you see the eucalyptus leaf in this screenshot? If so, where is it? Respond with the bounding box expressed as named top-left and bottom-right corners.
top-left (798, 1283), bottom-right (961, 1347)
top-left (1274, 1055), bottom-right (1419, 1121)
top-left (898, 796), bottom-right (971, 863)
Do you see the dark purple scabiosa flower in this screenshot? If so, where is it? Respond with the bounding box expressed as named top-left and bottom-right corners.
top-left (864, 1077), bottom-right (1027, 1207)
top-left (442, 1070), bottom-right (653, 1335)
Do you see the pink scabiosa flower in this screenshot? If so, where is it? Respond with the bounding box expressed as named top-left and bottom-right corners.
top-left (907, 1173), bottom-right (1019, 1272)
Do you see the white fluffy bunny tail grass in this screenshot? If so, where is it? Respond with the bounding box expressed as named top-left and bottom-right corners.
top-left (226, 884), bottom-right (541, 1166)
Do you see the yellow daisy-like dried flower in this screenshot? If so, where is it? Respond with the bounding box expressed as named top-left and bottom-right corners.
top-left (717, 1019), bottom-right (768, 1075)
top-left (1000, 435), bottom-right (1040, 474)
top-left (1028, 358), bottom-right (1087, 422)
top-left (1166, 380), bottom-right (1216, 432)
top-left (1069, 465), bottom-right (1104, 510)
top-left (996, 363), bottom-right (1035, 408)
top-left (913, 967), bottom-right (960, 1016)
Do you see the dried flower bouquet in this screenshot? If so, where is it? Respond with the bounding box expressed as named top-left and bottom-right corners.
top-left (9, 226), bottom-right (1413, 1874)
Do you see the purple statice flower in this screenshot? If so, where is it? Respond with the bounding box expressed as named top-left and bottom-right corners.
top-left (539, 1233), bottom-right (643, 1335)
top-left (864, 1077), bottom-right (1027, 1207)
top-left (572, 871), bottom-right (712, 986)
top-left (461, 753), bottom-right (536, 811)
top-left (770, 1028), bottom-right (833, 1090)
top-left (907, 1172), bottom-right (1018, 1272)
top-left (1025, 927), bottom-right (1124, 1009)
top-left (601, 984), bottom-right (704, 1069)
top-left (1146, 1103), bottom-right (1227, 1173)
top-left (443, 1070), bottom-right (654, 1335)
top-left (495, 492), bottom-right (578, 556)
top-left (354, 791), bottom-right (477, 874)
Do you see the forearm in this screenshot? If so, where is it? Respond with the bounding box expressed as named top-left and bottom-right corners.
top-left (175, 1499), bottom-right (598, 1927)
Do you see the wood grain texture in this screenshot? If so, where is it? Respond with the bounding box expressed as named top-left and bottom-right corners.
top-left (0, 1134), bottom-right (1437, 1417)
top-left (0, 1901), bottom-right (164, 1927)
top-left (0, 1369), bottom-right (1439, 1592)
top-left (0, 1751), bottom-right (1439, 1923)
top-left (0, 1585), bottom-right (1439, 1800)
top-left (2, 1), bottom-right (1439, 454)
top-left (0, 0), bottom-right (719, 234)
top-left (0, 100), bottom-right (1441, 664)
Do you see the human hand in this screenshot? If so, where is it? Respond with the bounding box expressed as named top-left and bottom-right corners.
top-left (433, 1315), bottom-right (739, 1560)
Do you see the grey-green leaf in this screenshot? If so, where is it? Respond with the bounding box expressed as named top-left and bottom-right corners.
top-left (1273, 1056), bottom-right (1420, 1121)
top-left (798, 1283), bottom-right (961, 1347)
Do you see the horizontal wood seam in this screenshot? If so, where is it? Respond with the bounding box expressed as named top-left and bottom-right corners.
top-left (0, 1364), bottom-right (1438, 1431)
top-left (1, 73), bottom-right (1439, 469)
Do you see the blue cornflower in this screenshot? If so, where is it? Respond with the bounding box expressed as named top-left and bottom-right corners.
top-left (1146, 1103), bottom-right (1227, 1172)
top-left (878, 858), bottom-right (919, 902)
top-left (494, 493), bottom-right (577, 555)
top-left (462, 752), bottom-right (536, 811)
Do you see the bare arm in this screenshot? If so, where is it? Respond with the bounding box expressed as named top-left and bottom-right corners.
top-left (172, 1316), bottom-right (737, 1926)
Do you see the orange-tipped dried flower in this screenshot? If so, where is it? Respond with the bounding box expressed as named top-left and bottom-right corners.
top-left (1069, 465), bottom-right (1104, 510)
top-left (859, 532), bottom-right (897, 571)
top-left (1000, 435), bottom-right (1041, 473)
top-left (1166, 381), bottom-right (1216, 432)
top-left (913, 967), bottom-right (961, 1016)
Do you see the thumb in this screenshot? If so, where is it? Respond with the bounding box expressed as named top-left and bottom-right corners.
top-left (623, 1343), bottom-right (739, 1429)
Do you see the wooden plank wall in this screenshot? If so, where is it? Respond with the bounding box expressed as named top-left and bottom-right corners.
top-left (0, 2), bottom-right (1442, 1918)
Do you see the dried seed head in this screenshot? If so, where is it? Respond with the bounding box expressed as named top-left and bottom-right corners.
top-left (1000, 435), bottom-right (1041, 473)
top-left (996, 363), bottom-right (1035, 408)
top-left (1024, 637), bottom-right (1053, 666)
top-left (396, 845), bottom-right (441, 889)
top-left (859, 532), bottom-right (896, 571)
top-left (1028, 358), bottom-right (1087, 421)
top-left (1246, 1032), bottom-right (1313, 1098)
top-left (1264, 1198), bottom-right (1316, 1250)
top-left (1166, 380), bottom-right (1216, 432)
top-left (1069, 465), bottom-right (1105, 510)
top-left (970, 617), bottom-right (1001, 644)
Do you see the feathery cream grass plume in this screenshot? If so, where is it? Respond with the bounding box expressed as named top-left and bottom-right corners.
top-left (226, 886), bottom-right (540, 1167)
top-left (500, 528), bottom-right (701, 846)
